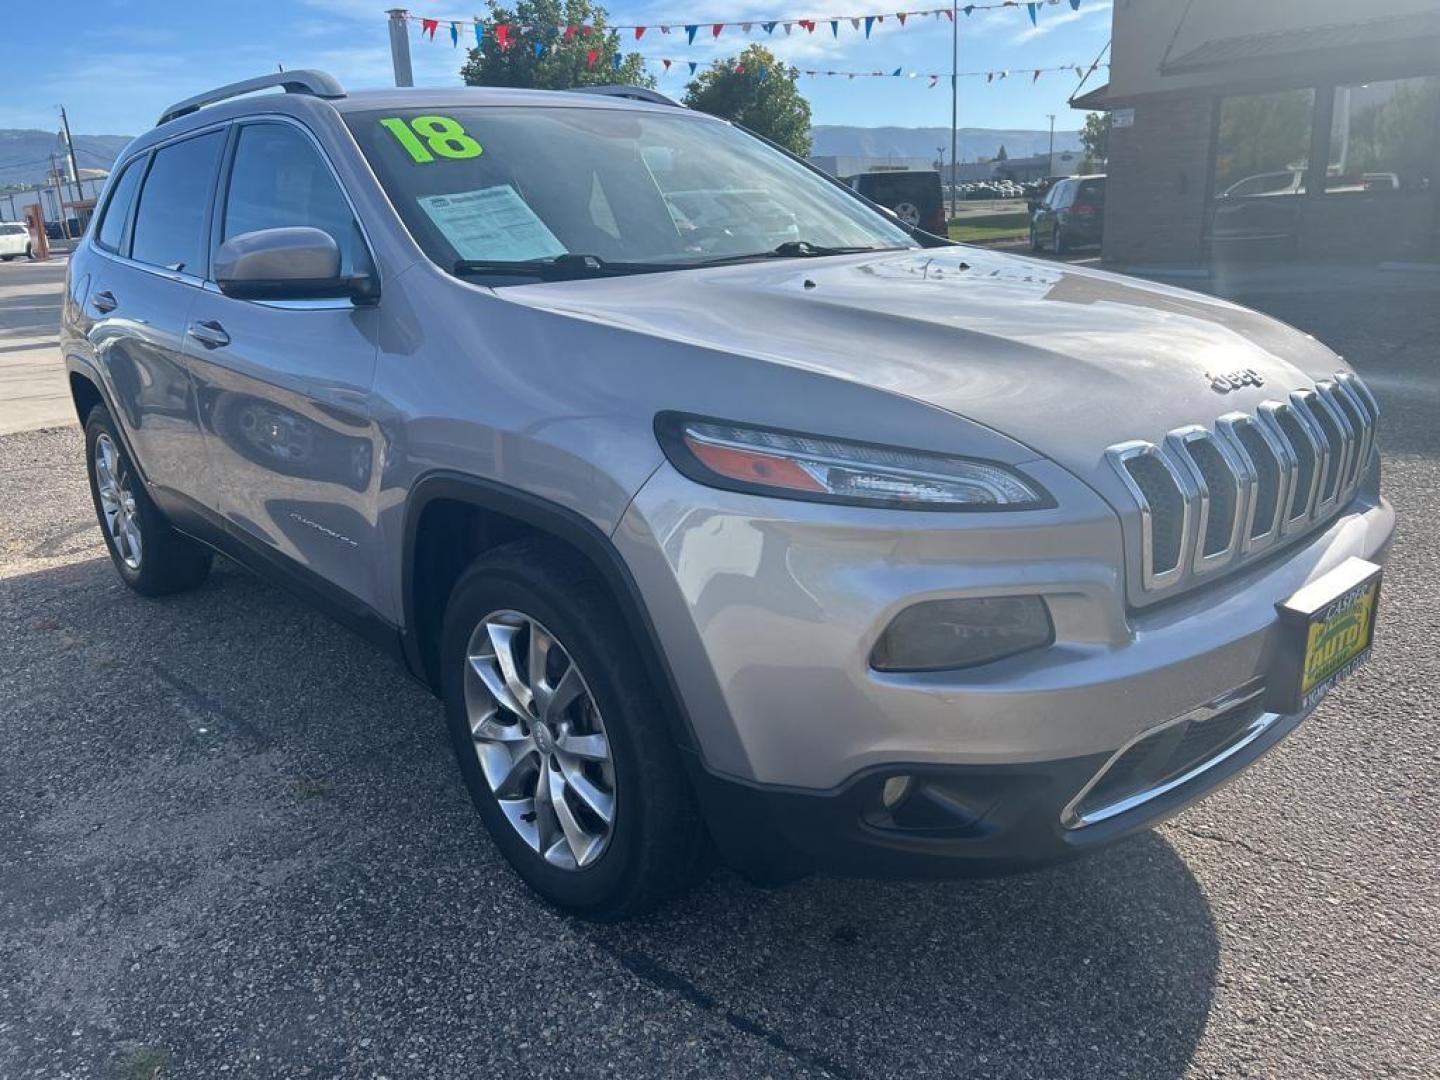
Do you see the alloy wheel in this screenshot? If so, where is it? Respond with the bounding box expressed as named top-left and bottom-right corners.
top-left (464, 610), bottom-right (616, 870)
top-left (94, 433), bottom-right (142, 570)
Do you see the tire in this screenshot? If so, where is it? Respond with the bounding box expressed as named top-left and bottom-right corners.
top-left (440, 537), bottom-right (707, 919)
top-left (1029, 226), bottom-right (1042, 253)
top-left (25, 244), bottom-right (33, 260)
top-left (1052, 225), bottom-right (1066, 256)
top-left (83, 405), bottom-right (212, 596)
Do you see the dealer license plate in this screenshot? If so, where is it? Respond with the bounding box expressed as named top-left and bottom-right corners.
top-left (1270, 557), bottom-right (1382, 714)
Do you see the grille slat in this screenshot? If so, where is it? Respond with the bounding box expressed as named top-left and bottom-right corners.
top-left (1107, 372), bottom-right (1376, 597)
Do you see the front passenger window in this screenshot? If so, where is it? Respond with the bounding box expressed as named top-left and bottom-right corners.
top-left (221, 123), bottom-right (360, 273)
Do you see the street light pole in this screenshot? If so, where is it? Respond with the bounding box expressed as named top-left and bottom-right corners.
top-left (1046, 113), bottom-right (1055, 173)
top-left (388, 9), bottom-right (415, 88)
top-left (949, 0), bottom-right (959, 221)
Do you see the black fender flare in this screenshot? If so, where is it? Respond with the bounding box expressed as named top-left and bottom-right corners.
top-left (399, 470), bottom-right (699, 756)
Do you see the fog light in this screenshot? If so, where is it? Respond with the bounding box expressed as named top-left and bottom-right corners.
top-left (871, 595), bottom-right (1053, 672)
top-left (881, 775), bottom-right (914, 809)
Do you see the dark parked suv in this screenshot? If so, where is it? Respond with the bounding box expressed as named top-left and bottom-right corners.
top-left (1030, 174), bottom-right (1106, 254)
top-left (844, 170), bottom-right (948, 235)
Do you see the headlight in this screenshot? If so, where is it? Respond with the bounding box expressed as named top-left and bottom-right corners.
top-left (655, 414), bottom-right (1051, 510)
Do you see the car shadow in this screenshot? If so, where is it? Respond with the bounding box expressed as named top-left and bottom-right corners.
top-left (0, 551), bottom-right (1217, 1079)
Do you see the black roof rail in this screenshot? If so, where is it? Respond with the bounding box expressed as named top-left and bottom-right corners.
top-left (157, 69), bottom-right (346, 127)
top-left (567, 85), bottom-right (685, 107)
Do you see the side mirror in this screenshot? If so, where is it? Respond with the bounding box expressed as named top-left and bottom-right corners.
top-left (214, 227), bottom-right (376, 303)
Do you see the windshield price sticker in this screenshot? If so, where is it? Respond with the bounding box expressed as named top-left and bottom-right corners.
top-left (417, 185), bottom-right (568, 262)
top-left (380, 115), bottom-right (483, 163)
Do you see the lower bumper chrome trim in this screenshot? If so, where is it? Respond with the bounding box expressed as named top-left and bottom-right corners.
top-left (1061, 681), bottom-right (1279, 829)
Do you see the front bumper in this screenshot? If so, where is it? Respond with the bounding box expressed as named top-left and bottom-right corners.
top-left (613, 463), bottom-right (1393, 873)
top-left (687, 692), bottom-right (1312, 881)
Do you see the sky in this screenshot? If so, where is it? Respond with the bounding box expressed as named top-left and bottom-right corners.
top-left (4, 0), bottom-right (1110, 144)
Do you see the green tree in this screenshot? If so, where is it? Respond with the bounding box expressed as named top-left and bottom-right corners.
top-left (682, 45), bottom-right (812, 156)
top-left (995, 144), bottom-right (1008, 161)
top-left (460, 0), bottom-right (652, 91)
top-left (1079, 111), bottom-right (1110, 167)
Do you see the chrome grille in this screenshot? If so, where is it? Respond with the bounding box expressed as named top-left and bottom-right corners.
top-left (1107, 372), bottom-right (1378, 596)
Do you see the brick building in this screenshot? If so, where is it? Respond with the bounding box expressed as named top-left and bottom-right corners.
top-left (1073, 0), bottom-right (1440, 264)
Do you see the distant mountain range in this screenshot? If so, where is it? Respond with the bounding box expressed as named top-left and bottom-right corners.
top-left (1, 124), bottom-right (1082, 188)
top-left (812, 125), bottom-right (1083, 163)
top-left (0, 130), bottom-right (132, 188)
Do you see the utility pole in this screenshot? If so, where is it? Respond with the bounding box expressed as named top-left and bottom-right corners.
top-left (949, 0), bottom-right (959, 221)
top-left (388, 9), bottom-right (415, 88)
top-left (1046, 113), bottom-right (1056, 174)
top-left (48, 154), bottom-right (70, 241)
top-left (59, 106), bottom-right (87, 228)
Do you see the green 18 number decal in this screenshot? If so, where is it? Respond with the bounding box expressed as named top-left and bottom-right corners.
top-left (379, 116), bottom-right (483, 163)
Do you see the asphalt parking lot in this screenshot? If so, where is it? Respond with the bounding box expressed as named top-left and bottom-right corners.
top-left (1, 257), bottom-right (1437, 1078)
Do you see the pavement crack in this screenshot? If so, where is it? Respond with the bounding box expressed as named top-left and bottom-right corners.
top-left (146, 660), bottom-right (272, 746)
top-left (1174, 824), bottom-right (1338, 875)
top-left (590, 937), bottom-right (856, 1078)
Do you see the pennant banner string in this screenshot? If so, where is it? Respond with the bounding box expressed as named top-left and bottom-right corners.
top-left (406, 0), bottom-right (1085, 43)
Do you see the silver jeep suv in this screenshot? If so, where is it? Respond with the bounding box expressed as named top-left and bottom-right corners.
top-left (62, 72), bottom-right (1393, 918)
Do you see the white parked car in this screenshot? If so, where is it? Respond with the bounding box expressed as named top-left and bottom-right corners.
top-left (0, 222), bottom-right (33, 261)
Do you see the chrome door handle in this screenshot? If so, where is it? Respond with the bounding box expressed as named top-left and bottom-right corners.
top-left (188, 319), bottom-right (230, 349)
top-left (92, 290), bottom-right (117, 314)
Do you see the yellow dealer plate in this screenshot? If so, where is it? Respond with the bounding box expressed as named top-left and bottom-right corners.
top-left (1296, 570), bottom-right (1381, 708)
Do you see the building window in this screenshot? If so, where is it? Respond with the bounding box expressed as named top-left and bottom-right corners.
top-left (1213, 89), bottom-right (1315, 199)
top-left (1326, 76), bottom-right (1440, 195)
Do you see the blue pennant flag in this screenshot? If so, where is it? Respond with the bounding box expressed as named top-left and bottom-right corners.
top-left (449, 22), bottom-right (458, 46)
top-left (1027, 3), bottom-right (1039, 26)
top-left (864, 15), bottom-right (875, 37)
top-left (963, 4), bottom-right (975, 14)
top-left (830, 19), bottom-right (838, 37)
top-left (688, 60), bottom-right (698, 75)
top-left (474, 23), bottom-right (484, 46)
top-left (762, 21), bottom-right (776, 34)
top-left (685, 24), bottom-right (698, 45)
top-left (1070, 0), bottom-right (1082, 8)
top-left (613, 52), bottom-right (623, 71)
top-left (891, 67), bottom-right (901, 77)
top-left (757, 65), bottom-right (767, 80)
top-left (533, 40), bottom-right (544, 57)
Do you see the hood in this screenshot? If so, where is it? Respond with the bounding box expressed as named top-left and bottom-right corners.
top-left (494, 247), bottom-right (1343, 489)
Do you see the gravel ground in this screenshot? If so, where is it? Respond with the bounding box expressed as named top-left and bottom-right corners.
top-left (1, 273), bottom-right (1437, 1079)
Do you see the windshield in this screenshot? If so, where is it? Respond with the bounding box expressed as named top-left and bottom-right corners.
top-left (344, 105), bottom-right (914, 280)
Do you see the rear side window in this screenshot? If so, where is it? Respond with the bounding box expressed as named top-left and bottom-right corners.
top-left (1077, 180), bottom-right (1106, 204)
top-left (221, 123), bottom-right (359, 271)
top-left (95, 156), bottom-right (145, 254)
top-left (130, 130), bottom-right (225, 275)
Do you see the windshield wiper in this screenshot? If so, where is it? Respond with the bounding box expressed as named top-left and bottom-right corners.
top-left (685, 241), bottom-right (907, 267)
top-left (452, 253), bottom-right (672, 281)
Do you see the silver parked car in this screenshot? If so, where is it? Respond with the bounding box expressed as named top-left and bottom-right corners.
top-left (61, 72), bottom-right (1393, 918)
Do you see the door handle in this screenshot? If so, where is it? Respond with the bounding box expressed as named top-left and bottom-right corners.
top-left (92, 290), bottom-right (117, 314)
top-left (188, 319), bottom-right (230, 349)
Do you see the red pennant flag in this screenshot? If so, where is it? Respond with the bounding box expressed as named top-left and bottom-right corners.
top-left (944, 10), bottom-right (953, 21)
top-left (928, 75), bottom-right (938, 88)
top-left (563, 25), bottom-right (577, 40)
top-left (581, 25), bottom-right (594, 36)
top-left (735, 63), bottom-right (745, 74)
top-left (897, 12), bottom-right (907, 25)
top-left (495, 24), bottom-right (510, 49)
top-left (635, 26), bottom-right (646, 40)
top-left (801, 19), bottom-right (816, 33)
top-left (421, 17), bottom-right (438, 38)
top-left (712, 23), bottom-right (724, 38)
top-left (586, 48), bottom-right (598, 67)
top-left (662, 58), bottom-right (672, 71)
